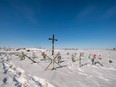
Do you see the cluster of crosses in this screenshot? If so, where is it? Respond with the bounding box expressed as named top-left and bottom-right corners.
top-left (18, 34), bottom-right (112, 71)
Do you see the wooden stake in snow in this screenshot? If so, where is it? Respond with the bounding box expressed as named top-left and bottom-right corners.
top-left (22, 52), bottom-right (36, 63)
top-left (41, 52), bottom-right (46, 60)
top-left (45, 54), bottom-right (62, 70)
top-left (79, 52), bottom-right (84, 67)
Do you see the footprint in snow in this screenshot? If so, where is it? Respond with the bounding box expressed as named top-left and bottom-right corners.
top-left (3, 78), bottom-right (7, 84)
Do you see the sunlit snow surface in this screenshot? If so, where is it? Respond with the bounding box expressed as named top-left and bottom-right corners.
top-left (0, 49), bottom-right (116, 87)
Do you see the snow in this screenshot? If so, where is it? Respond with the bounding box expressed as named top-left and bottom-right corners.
top-left (0, 49), bottom-right (116, 87)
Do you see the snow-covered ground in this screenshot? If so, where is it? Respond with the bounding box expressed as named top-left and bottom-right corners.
top-left (0, 49), bottom-right (116, 87)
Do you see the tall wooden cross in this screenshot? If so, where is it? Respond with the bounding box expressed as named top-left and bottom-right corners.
top-left (45, 34), bottom-right (61, 70)
top-left (49, 34), bottom-right (58, 55)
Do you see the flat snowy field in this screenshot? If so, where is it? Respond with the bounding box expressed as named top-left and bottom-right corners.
top-left (0, 49), bottom-right (116, 87)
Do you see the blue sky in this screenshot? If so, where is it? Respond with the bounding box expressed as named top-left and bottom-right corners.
top-left (0, 0), bottom-right (116, 48)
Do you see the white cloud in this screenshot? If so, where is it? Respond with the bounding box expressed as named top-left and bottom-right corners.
top-left (99, 5), bottom-right (116, 20)
top-left (76, 6), bottom-right (96, 19)
top-left (7, 0), bottom-right (39, 25)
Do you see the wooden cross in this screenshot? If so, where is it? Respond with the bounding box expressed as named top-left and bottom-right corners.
top-left (45, 34), bottom-right (62, 70)
top-left (49, 34), bottom-right (58, 55)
